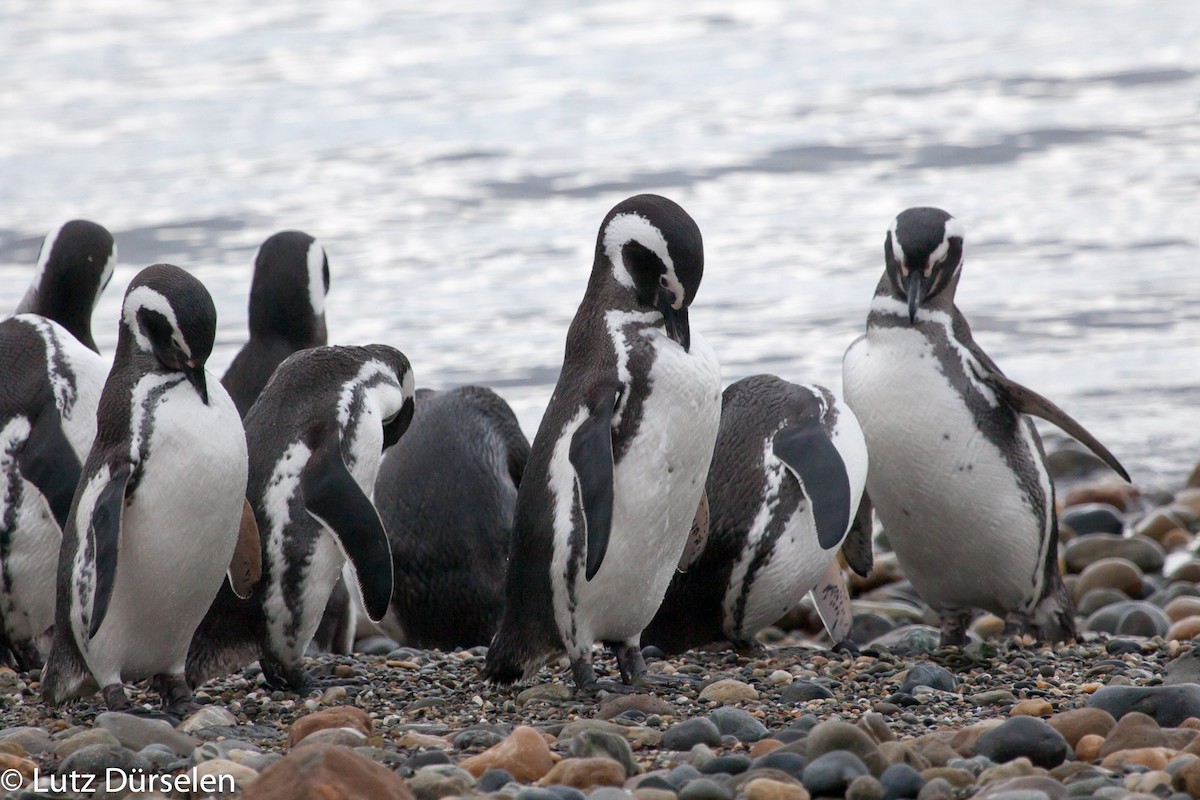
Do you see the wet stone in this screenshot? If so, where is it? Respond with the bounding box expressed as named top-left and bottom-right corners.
top-left (781, 681), bottom-right (834, 704)
top-left (975, 717), bottom-right (1069, 769)
top-left (900, 664), bottom-right (957, 694)
top-left (663, 719), bottom-right (722, 751)
top-left (709, 707), bottom-right (768, 743)
top-left (802, 751), bottom-right (870, 796)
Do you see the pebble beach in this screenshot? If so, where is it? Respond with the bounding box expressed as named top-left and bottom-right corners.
top-left (1, 450), bottom-right (1199, 800)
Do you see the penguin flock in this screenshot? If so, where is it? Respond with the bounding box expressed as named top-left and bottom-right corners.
top-left (0, 197), bottom-right (1129, 711)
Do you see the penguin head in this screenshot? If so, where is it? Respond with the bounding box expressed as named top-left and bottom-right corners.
top-left (119, 264), bottom-right (217, 404)
top-left (247, 230), bottom-right (329, 347)
top-left (596, 194), bottom-right (703, 352)
top-left (20, 219), bottom-right (116, 352)
top-left (884, 208), bottom-right (965, 324)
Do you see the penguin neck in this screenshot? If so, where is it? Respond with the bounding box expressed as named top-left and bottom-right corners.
top-left (16, 277), bottom-right (100, 353)
top-left (583, 258), bottom-right (655, 317)
top-left (248, 301), bottom-right (326, 350)
top-left (869, 270), bottom-right (960, 327)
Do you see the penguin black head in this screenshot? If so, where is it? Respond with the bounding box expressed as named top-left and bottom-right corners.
top-left (18, 220), bottom-right (117, 353)
top-left (119, 264), bottom-right (218, 404)
top-left (596, 194), bottom-right (703, 352)
top-left (884, 207), bottom-right (965, 324)
top-left (248, 230), bottom-right (329, 347)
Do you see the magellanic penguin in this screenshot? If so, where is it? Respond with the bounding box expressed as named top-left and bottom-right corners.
top-left (15, 220), bottom-right (117, 354)
top-left (41, 264), bottom-right (259, 715)
top-left (373, 386), bottom-right (530, 649)
top-left (0, 220), bottom-right (115, 670)
top-left (187, 345), bottom-right (415, 693)
top-left (483, 194), bottom-right (721, 694)
top-left (0, 316), bottom-right (108, 669)
top-left (643, 375), bottom-right (872, 655)
top-left (222, 230), bottom-right (329, 417)
top-left (842, 207), bottom-right (1130, 646)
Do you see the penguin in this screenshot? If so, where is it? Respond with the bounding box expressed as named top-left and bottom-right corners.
top-left (218, 230), bottom-right (350, 655)
top-left (483, 194), bottom-right (721, 693)
top-left (222, 230), bottom-right (329, 417)
top-left (186, 344), bottom-right (415, 693)
top-left (642, 375), bottom-right (873, 655)
top-left (41, 264), bottom-right (258, 715)
top-left (372, 386), bottom-right (530, 649)
top-left (0, 316), bottom-right (108, 670)
top-left (14, 220), bottom-right (117, 354)
top-left (841, 207), bottom-right (1129, 646)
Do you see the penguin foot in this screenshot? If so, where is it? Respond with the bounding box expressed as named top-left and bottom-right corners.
top-left (831, 639), bottom-right (861, 657)
top-left (151, 673), bottom-right (201, 718)
top-left (938, 611), bottom-right (973, 648)
top-left (571, 657), bottom-right (640, 696)
top-left (101, 682), bottom-right (132, 712)
top-left (1002, 611), bottom-right (1031, 638)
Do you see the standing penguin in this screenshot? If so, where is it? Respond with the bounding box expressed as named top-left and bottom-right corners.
top-left (0, 316), bottom-right (108, 669)
top-left (222, 230), bottom-right (329, 417)
top-left (373, 386), bottom-right (529, 649)
top-left (187, 345), bottom-right (415, 693)
top-left (0, 221), bottom-right (115, 670)
top-left (15, 220), bottom-right (117, 353)
top-left (842, 207), bottom-right (1129, 646)
top-left (41, 264), bottom-right (256, 715)
top-left (483, 194), bottom-right (721, 693)
top-left (643, 375), bottom-right (872, 655)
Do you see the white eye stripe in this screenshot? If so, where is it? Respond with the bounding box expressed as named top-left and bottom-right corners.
top-left (603, 212), bottom-right (679, 292)
top-left (123, 285), bottom-right (188, 356)
top-left (306, 240), bottom-right (327, 317)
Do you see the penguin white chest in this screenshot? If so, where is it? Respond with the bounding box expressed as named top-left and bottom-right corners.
top-left (573, 329), bottom-right (721, 643)
top-left (85, 376), bottom-right (248, 682)
top-left (843, 324), bottom-right (1048, 614)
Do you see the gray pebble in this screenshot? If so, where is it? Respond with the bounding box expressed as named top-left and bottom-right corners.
top-left (974, 717), bottom-right (1068, 769)
top-left (677, 777), bottom-right (732, 800)
top-left (802, 751), bottom-right (870, 796)
top-left (900, 663), bottom-right (957, 694)
top-left (709, 707), bottom-right (767, 743)
top-left (663, 718), bottom-right (722, 751)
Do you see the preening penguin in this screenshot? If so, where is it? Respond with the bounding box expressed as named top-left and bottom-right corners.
top-left (373, 386), bottom-right (529, 649)
top-left (643, 375), bottom-right (872, 655)
top-left (15, 219), bottom-right (117, 353)
top-left (222, 230), bottom-right (330, 417)
top-left (842, 207), bottom-right (1129, 646)
top-left (483, 194), bottom-right (721, 693)
top-left (0, 316), bottom-right (108, 670)
top-left (41, 264), bottom-right (256, 715)
top-left (187, 345), bottom-right (415, 693)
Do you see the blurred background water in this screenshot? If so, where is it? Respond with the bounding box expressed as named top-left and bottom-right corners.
top-left (1, 0), bottom-right (1197, 488)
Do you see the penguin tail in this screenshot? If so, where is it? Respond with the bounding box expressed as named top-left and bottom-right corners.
top-left (482, 625), bottom-right (541, 685)
top-left (1031, 573), bottom-right (1078, 643)
top-left (40, 627), bottom-right (96, 706)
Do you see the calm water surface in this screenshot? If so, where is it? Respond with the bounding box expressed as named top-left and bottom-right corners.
top-left (2, 0), bottom-right (1198, 487)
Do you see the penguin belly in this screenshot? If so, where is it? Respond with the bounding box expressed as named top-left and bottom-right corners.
top-left (723, 468), bottom-right (835, 640)
top-left (83, 380), bottom-right (247, 683)
top-left (843, 327), bottom-right (1048, 615)
top-left (570, 331), bottom-right (721, 645)
top-left (0, 472), bottom-right (60, 643)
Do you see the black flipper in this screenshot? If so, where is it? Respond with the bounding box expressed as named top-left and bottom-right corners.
top-left (88, 463), bottom-right (131, 639)
top-left (18, 408), bottom-right (82, 529)
top-left (570, 389), bottom-right (618, 581)
top-left (227, 498), bottom-right (262, 600)
top-left (841, 492), bottom-right (874, 578)
top-left (970, 363), bottom-right (1130, 482)
top-left (773, 416), bottom-right (852, 551)
top-left (301, 435), bottom-right (394, 622)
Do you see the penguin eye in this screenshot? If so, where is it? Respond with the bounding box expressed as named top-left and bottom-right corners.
top-left (659, 275), bottom-right (670, 289)
top-left (382, 411), bottom-right (398, 426)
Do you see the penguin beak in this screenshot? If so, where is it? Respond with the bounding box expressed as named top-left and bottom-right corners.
top-left (657, 289), bottom-right (691, 353)
top-left (905, 270), bottom-right (924, 325)
top-left (184, 359), bottom-right (209, 405)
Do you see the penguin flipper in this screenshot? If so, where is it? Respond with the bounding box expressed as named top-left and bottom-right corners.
top-left (18, 408), bottom-right (82, 529)
top-left (772, 417), bottom-right (853, 551)
top-left (569, 389), bottom-right (618, 582)
top-left (971, 364), bottom-right (1130, 482)
top-left (301, 438), bottom-right (394, 623)
top-left (87, 463), bottom-right (131, 640)
top-left (811, 560), bottom-right (852, 644)
top-left (227, 499), bottom-right (262, 600)
top-left (841, 493), bottom-right (874, 578)
top-left (677, 491), bottom-right (709, 572)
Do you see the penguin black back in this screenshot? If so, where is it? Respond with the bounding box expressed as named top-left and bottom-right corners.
top-left (15, 220), bottom-right (116, 353)
top-left (222, 231), bottom-right (329, 417)
top-left (374, 386), bottom-right (529, 649)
